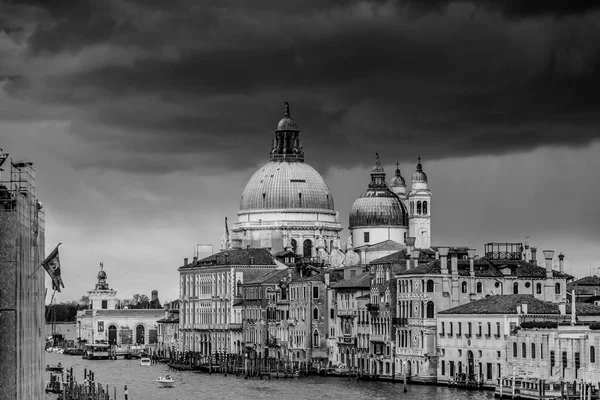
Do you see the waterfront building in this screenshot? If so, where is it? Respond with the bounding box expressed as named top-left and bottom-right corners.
top-left (230, 103), bottom-right (342, 255)
top-left (156, 300), bottom-right (180, 354)
top-left (76, 265), bottom-right (164, 346)
top-left (287, 269), bottom-right (339, 367)
top-left (435, 294), bottom-right (600, 386)
top-left (394, 244), bottom-right (572, 383)
top-left (0, 158), bottom-right (46, 400)
top-left (329, 272), bottom-right (371, 369)
top-left (177, 248), bottom-right (278, 356)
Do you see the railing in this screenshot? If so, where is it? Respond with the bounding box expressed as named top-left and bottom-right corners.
top-left (396, 348), bottom-right (424, 356)
top-left (233, 220), bottom-right (341, 229)
top-left (338, 309), bottom-right (357, 317)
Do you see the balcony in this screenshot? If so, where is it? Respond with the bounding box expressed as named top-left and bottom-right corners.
top-left (392, 317), bottom-right (408, 327)
top-left (370, 334), bottom-right (386, 343)
top-left (338, 309), bottom-right (357, 317)
top-left (396, 348), bottom-right (424, 357)
top-left (366, 303), bottom-right (379, 313)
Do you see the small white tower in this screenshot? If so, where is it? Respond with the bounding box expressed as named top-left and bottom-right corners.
top-left (408, 157), bottom-right (431, 249)
top-left (88, 262), bottom-right (117, 310)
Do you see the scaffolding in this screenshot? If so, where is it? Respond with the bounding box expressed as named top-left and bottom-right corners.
top-left (0, 154), bottom-right (46, 400)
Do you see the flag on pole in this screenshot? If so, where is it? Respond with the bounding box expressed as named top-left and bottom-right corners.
top-left (42, 243), bottom-right (64, 292)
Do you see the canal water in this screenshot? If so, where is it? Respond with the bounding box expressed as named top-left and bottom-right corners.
top-left (45, 352), bottom-right (494, 400)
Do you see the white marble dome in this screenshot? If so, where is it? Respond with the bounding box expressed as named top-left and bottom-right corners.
top-left (239, 161), bottom-right (335, 213)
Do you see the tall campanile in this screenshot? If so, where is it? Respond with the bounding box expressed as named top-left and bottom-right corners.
top-left (408, 157), bottom-right (431, 249)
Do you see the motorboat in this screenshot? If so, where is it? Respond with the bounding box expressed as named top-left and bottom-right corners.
top-left (45, 371), bottom-right (66, 394)
top-left (46, 363), bottom-right (64, 373)
top-left (140, 357), bottom-right (152, 366)
top-left (156, 375), bottom-right (175, 388)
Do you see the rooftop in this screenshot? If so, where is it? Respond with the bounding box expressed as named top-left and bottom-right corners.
top-left (331, 273), bottom-right (372, 289)
top-left (180, 248), bottom-right (276, 269)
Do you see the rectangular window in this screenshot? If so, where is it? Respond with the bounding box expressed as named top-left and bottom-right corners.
top-left (441, 322), bottom-right (445, 335)
top-left (497, 363), bottom-right (501, 379)
top-left (101, 300), bottom-right (108, 309)
top-left (468, 322), bottom-right (472, 336)
top-left (497, 351), bottom-right (501, 358)
top-left (441, 360), bottom-right (446, 376)
top-left (364, 232), bottom-right (370, 243)
top-left (458, 322), bottom-right (462, 336)
top-left (575, 352), bottom-right (580, 378)
top-left (487, 363), bottom-right (492, 380)
top-left (449, 322), bottom-right (453, 336)
top-left (550, 351), bottom-right (555, 367)
top-left (478, 323), bottom-right (482, 337)
top-left (561, 351), bottom-right (567, 368)
top-left (487, 322), bottom-right (491, 336)
top-left (496, 322), bottom-right (501, 337)
top-left (313, 286), bottom-right (319, 299)
top-left (97, 321), bottom-right (104, 332)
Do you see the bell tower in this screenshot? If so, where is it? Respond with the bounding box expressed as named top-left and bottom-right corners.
top-left (408, 157), bottom-right (431, 249)
top-left (88, 263), bottom-right (117, 310)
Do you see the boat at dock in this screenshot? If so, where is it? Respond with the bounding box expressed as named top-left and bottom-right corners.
top-left (156, 375), bottom-right (175, 388)
top-left (45, 371), bottom-right (67, 394)
top-left (140, 357), bottom-right (152, 366)
top-left (46, 363), bottom-right (64, 373)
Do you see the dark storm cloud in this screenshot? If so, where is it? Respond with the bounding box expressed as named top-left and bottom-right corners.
top-left (2, 0), bottom-right (600, 174)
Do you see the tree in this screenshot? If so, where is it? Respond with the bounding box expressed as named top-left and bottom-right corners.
top-left (131, 294), bottom-right (150, 309)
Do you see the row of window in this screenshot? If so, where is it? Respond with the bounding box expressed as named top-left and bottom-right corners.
top-left (409, 200), bottom-right (429, 216)
top-left (512, 343), bottom-right (596, 363)
top-left (440, 321), bottom-right (501, 337)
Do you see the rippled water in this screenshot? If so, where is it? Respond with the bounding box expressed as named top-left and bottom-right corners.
top-left (45, 352), bottom-right (494, 400)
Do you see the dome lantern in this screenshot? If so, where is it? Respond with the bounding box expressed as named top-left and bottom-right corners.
top-left (270, 102), bottom-right (304, 162)
top-left (411, 156), bottom-right (428, 183)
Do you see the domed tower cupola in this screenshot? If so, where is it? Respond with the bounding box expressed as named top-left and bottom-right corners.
top-left (411, 157), bottom-right (428, 190)
top-left (95, 262), bottom-right (109, 290)
top-left (270, 102), bottom-right (304, 162)
top-left (349, 153), bottom-right (409, 248)
top-left (389, 162), bottom-right (407, 197)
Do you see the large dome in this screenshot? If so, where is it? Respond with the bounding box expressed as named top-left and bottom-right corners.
top-left (239, 161), bottom-right (335, 213)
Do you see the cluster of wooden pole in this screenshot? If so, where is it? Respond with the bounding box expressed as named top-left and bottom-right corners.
top-left (56, 368), bottom-right (127, 400)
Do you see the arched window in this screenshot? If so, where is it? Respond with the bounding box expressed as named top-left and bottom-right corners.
top-left (461, 281), bottom-right (468, 293)
top-left (592, 346), bottom-right (596, 363)
top-left (313, 330), bottom-right (319, 347)
top-left (291, 239), bottom-right (297, 254)
top-left (313, 308), bottom-right (319, 320)
top-left (513, 282), bottom-right (519, 294)
top-left (410, 280), bottom-right (413, 292)
top-left (410, 201), bottom-right (414, 215)
top-left (426, 280), bottom-right (434, 292)
top-left (426, 301), bottom-right (435, 318)
top-left (513, 342), bottom-right (518, 357)
top-left (522, 342), bottom-right (527, 358)
top-left (136, 324), bottom-right (145, 345)
top-left (303, 239), bottom-right (312, 258)
top-left (423, 201), bottom-right (428, 215)
top-left (476, 282), bottom-right (482, 293)
top-left (536, 283), bottom-right (542, 294)
top-left (555, 283), bottom-right (561, 294)
top-left (531, 343), bottom-right (536, 359)
top-left (417, 201), bottom-right (422, 215)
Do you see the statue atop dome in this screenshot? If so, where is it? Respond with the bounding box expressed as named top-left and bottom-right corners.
top-left (271, 102), bottom-right (303, 162)
top-left (284, 101), bottom-right (290, 118)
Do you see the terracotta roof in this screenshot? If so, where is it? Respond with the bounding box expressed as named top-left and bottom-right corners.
top-left (570, 276), bottom-right (600, 287)
top-left (294, 270), bottom-right (343, 284)
top-left (438, 295), bottom-right (560, 315)
top-left (181, 248), bottom-right (276, 269)
top-left (354, 240), bottom-right (404, 252)
top-left (369, 250), bottom-right (408, 265)
top-left (568, 285), bottom-right (600, 296)
top-left (331, 273), bottom-right (371, 289)
top-left (245, 269), bottom-right (296, 285)
top-left (397, 258), bottom-right (571, 278)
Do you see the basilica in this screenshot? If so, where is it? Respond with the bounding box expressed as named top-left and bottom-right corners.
top-left (228, 102), bottom-right (430, 259)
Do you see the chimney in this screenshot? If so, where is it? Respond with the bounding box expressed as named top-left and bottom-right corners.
top-left (451, 252), bottom-right (458, 277)
top-left (571, 289), bottom-right (576, 325)
top-left (516, 305), bottom-right (522, 315)
top-left (184, 257), bottom-right (188, 266)
top-left (435, 250), bottom-right (439, 260)
top-left (324, 272), bottom-right (330, 286)
top-left (524, 244), bottom-right (530, 261)
top-left (406, 257), bottom-right (411, 271)
top-left (405, 237), bottom-right (416, 255)
top-left (559, 303), bottom-right (566, 314)
top-left (558, 253), bottom-right (565, 273)
top-left (193, 256), bottom-right (198, 263)
top-left (439, 247), bottom-right (449, 274)
top-left (530, 247), bottom-right (537, 266)
top-left (543, 250), bottom-right (554, 279)
top-left (249, 256), bottom-right (254, 265)
top-left (467, 249), bottom-right (476, 278)
top-left (522, 303), bottom-right (528, 314)
top-left (412, 250), bottom-right (420, 269)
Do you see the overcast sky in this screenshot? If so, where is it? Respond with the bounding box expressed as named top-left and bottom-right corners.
top-left (1, 0), bottom-right (599, 303)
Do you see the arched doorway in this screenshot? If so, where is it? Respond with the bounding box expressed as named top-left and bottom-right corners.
top-left (136, 324), bottom-right (145, 345)
top-left (467, 350), bottom-right (474, 378)
top-left (406, 360), bottom-right (412, 377)
top-left (303, 239), bottom-right (312, 258)
top-left (108, 325), bottom-right (117, 345)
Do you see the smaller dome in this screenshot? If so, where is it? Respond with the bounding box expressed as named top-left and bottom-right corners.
top-left (389, 162), bottom-right (406, 187)
top-left (412, 157), bottom-right (428, 182)
top-left (97, 269), bottom-right (107, 280)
